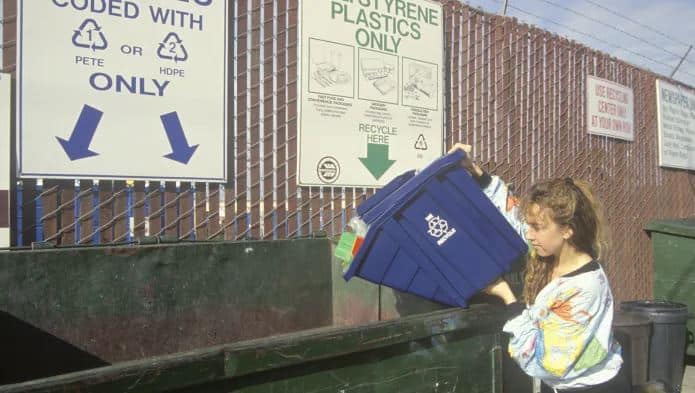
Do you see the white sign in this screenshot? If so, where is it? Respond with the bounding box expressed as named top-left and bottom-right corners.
top-left (298, 0), bottom-right (444, 187)
top-left (0, 73), bottom-right (10, 248)
top-left (0, 3), bottom-right (4, 68)
top-left (18, 1), bottom-right (228, 181)
top-left (586, 75), bottom-right (634, 141)
top-left (656, 80), bottom-right (695, 170)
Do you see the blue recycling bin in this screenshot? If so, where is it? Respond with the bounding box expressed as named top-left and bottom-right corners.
top-left (343, 151), bottom-right (528, 307)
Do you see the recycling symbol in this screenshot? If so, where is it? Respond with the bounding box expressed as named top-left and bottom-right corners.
top-left (157, 32), bottom-right (189, 63)
top-left (415, 134), bottom-right (428, 150)
top-left (427, 216), bottom-right (449, 238)
top-left (72, 19), bottom-right (108, 51)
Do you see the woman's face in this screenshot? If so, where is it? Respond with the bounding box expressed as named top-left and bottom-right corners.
top-left (524, 203), bottom-right (570, 258)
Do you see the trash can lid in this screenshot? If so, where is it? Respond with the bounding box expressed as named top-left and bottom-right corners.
top-left (621, 300), bottom-right (689, 324)
top-left (644, 219), bottom-right (695, 239)
top-left (613, 310), bottom-right (651, 327)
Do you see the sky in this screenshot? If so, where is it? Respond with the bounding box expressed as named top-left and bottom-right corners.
top-left (461, 0), bottom-right (695, 87)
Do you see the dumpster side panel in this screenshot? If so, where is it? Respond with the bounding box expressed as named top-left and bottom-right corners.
top-left (213, 333), bottom-right (499, 393)
top-left (0, 311), bottom-right (110, 385)
top-left (0, 307), bottom-right (517, 393)
top-left (0, 239), bottom-right (333, 362)
top-left (330, 250), bottom-right (380, 327)
top-left (380, 287), bottom-right (448, 320)
top-left (650, 231), bottom-right (695, 356)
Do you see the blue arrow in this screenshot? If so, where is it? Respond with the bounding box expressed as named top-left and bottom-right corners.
top-left (161, 112), bottom-right (199, 164)
top-left (56, 104), bottom-right (102, 161)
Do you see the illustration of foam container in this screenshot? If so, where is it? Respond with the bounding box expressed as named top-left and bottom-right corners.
top-left (343, 150), bottom-right (528, 307)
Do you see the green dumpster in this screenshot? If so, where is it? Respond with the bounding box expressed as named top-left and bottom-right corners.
top-left (645, 218), bottom-right (695, 356)
top-left (0, 306), bottom-right (511, 393)
top-left (0, 238), bottom-right (338, 384)
top-left (0, 237), bottom-right (531, 392)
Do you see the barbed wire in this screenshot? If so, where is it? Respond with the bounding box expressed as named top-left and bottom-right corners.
top-left (578, 0), bottom-right (692, 49)
top-left (533, 0), bottom-right (694, 67)
top-left (493, 0), bottom-right (695, 80)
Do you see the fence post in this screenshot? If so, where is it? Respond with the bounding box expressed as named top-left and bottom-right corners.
top-left (16, 180), bottom-right (23, 247)
top-left (92, 180), bottom-right (100, 244)
top-left (74, 179), bottom-right (80, 244)
top-left (175, 181), bottom-right (181, 239)
top-left (35, 179), bottom-right (43, 242)
top-left (159, 181), bottom-right (166, 235)
top-left (144, 181), bottom-right (150, 237)
top-left (190, 182), bottom-right (196, 240)
top-left (126, 180), bottom-right (134, 243)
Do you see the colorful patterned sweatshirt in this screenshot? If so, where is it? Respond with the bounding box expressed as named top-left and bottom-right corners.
top-left (480, 174), bottom-right (623, 390)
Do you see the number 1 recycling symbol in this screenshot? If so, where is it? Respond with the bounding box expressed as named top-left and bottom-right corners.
top-left (72, 19), bottom-right (108, 51)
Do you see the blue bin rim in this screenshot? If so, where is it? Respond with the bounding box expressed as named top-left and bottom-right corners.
top-left (356, 170), bottom-right (416, 218)
top-left (343, 150), bottom-right (468, 281)
top-left (358, 150), bottom-right (468, 225)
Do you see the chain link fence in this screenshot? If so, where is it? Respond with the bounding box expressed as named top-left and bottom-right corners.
top-left (2, 0), bottom-right (695, 301)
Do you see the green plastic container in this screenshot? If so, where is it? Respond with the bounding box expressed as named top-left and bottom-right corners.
top-left (645, 218), bottom-right (695, 356)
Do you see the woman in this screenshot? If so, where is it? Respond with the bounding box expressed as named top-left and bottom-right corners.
top-left (451, 143), bottom-right (630, 393)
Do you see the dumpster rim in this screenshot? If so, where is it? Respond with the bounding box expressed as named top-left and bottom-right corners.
top-left (0, 306), bottom-right (506, 393)
top-left (644, 218), bottom-right (695, 239)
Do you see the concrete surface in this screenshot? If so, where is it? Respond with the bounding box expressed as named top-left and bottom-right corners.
top-left (684, 365), bottom-right (695, 393)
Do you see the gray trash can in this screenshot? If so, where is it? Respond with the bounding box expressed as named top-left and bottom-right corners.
top-left (613, 310), bottom-right (651, 390)
top-left (621, 301), bottom-right (688, 392)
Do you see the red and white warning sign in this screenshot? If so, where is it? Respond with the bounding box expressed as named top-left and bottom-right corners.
top-left (586, 75), bottom-right (634, 141)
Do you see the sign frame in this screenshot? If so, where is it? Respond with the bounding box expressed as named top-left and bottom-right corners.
top-left (297, 0), bottom-right (446, 188)
top-left (655, 79), bottom-right (695, 171)
top-left (16, 1), bottom-right (229, 182)
top-left (0, 73), bottom-right (11, 248)
top-left (586, 75), bottom-right (634, 142)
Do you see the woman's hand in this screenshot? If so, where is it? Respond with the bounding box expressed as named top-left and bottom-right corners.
top-left (483, 278), bottom-right (517, 305)
top-left (448, 143), bottom-right (484, 178)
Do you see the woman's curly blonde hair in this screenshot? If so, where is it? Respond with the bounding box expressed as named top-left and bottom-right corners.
top-left (520, 178), bottom-right (608, 304)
